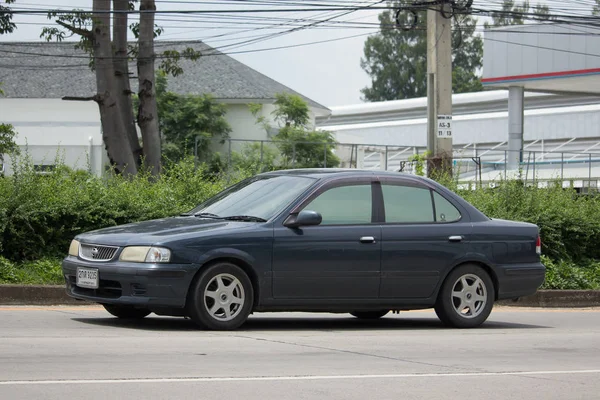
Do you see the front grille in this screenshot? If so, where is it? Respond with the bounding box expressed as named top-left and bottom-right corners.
top-left (79, 243), bottom-right (119, 262)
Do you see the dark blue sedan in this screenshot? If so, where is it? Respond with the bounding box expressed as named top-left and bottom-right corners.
top-left (62, 169), bottom-right (545, 330)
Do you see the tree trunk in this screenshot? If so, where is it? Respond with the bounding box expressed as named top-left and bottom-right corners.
top-left (92, 0), bottom-right (137, 176)
top-left (137, 0), bottom-right (161, 176)
top-left (112, 0), bottom-right (143, 167)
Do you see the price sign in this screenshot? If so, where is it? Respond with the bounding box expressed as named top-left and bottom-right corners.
top-left (437, 115), bottom-right (452, 138)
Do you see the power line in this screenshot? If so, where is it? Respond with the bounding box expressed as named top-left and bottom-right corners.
top-left (3, 6), bottom-right (394, 15)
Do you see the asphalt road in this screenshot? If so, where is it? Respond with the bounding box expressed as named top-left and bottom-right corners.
top-left (0, 305), bottom-right (599, 400)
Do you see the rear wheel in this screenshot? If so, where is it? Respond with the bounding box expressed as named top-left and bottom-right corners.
top-left (103, 304), bottom-right (151, 319)
top-left (187, 262), bottom-right (254, 330)
top-left (350, 310), bottom-right (389, 319)
top-left (434, 264), bottom-right (495, 328)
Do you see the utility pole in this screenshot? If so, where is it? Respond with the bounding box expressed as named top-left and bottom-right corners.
top-left (426, 0), bottom-right (453, 178)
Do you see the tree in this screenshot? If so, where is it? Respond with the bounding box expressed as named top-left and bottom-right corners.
top-left (0, 0), bottom-right (16, 35)
top-left (0, 85), bottom-right (19, 166)
top-left (153, 72), bottom-right (231, 163)
top-left (594, 0), bottom-right (600, 15)
top-left (41, 1), bottom-right (200, 176)
top-left (360, 0), bottom-right (483, 101)
top-left (0, 2), bottom-right (19, 167)
top-left (484, 0), bottom-right (554, 28)
top-left (249, 93), bottom-right (340, 169)
top-left (136, 0), bottom-right (161, 175)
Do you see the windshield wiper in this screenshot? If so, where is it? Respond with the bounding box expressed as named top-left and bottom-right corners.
top-left (221, 215), bottom-right (267, 222)
top-left (193, 212), bottom-right (222, 219)
top-left (191, 213), bottom-right (266, 222)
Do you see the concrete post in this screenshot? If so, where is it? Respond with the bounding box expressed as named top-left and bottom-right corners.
top-left (426, 3), bottom-right (453, 178)
top-left (508, 86), bottom-right (524, 170)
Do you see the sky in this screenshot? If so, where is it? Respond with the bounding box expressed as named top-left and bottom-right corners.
top-left (0, 0), bottom-right (576, 107)
top-left (0, 0), bottom-right (387, 107)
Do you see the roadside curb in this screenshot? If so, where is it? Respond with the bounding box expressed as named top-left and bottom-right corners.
top-left (0, 285), bottom-right (90, 305)
top-left (1, 285), bottom-right (600, 307)
top-left (497, 290), bottom-right (600, 308)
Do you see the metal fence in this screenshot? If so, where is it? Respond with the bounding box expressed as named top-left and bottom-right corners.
top-left (213, 138), bottom-right (600, 189)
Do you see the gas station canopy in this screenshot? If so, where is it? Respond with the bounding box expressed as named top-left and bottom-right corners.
top-left (482, 23), bottom-right (600, 95)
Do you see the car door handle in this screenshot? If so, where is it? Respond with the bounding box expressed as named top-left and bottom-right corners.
top-left (360, 236), bottom-right (376, 244)
top-left (448, 235), bottom-right (463, 242)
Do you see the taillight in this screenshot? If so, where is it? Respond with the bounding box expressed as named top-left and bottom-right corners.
top-left (536, 235), bottom-right (541, 255)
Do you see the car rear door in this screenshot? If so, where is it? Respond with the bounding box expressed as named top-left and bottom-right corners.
top-left (377, 178), bottom-right (472, 299)
top-left (272, 177), bottom-right (382, 300)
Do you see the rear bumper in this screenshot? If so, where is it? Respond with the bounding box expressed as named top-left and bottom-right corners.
top-left (496, 262), bottom-right (546, 300)
top-left (62, 256), bottom-right (198, 308)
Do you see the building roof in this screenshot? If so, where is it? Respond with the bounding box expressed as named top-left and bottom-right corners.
top-left (316, 90), bottom-right (600, 127)
top-left (0, 40), bottom-right (329, 111)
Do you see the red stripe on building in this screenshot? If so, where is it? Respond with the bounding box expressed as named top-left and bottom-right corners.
top-left (481, 68), bottom-right (600, 83)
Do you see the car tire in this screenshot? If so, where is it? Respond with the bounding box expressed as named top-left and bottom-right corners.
top-left (350, 310), bottom-right (389, 319)
top-left (187, 262), bottom-right (254, 331)
top-left (434, 264), bottom-right (495, 329)
top-left (103, 304), bottom-right (151, 319)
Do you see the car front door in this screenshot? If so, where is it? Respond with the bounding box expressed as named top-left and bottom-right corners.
top-left (272, 178), bottom-right (382, 300)
top-left (378, 179), bottom-right (472, 299)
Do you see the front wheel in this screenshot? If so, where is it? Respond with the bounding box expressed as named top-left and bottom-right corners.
top-left (434, 264), bottom-right (495, 328)
top-left (103, 304), bottom-right (151, 319)
top-left (187, 262), bottom-right (254, 330)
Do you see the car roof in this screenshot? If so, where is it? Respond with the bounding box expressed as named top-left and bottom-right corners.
top-left (259, 168), bottom-right (427, 181)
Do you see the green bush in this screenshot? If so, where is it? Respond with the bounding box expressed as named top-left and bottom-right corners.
top-left (0, 153), bottom-right (244, 262)
top-left (1, 151), bottom-right (600, 290)
top-left (541, 255), bottom-right (600, 290)
top-left (0, 256), bottom-right (63, 284)
top-left (453, 179), bottom-right (600, 263)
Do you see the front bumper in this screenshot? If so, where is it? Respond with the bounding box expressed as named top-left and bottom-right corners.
top-left (496, 262), bottom-right (546, 300)
top-left (62, 256), bottom-right (198, 308)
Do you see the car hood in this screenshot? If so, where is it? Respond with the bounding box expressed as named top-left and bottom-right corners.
top-left (75, 216), bottom-right (260, 246)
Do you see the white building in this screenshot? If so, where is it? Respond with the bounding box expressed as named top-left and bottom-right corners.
top-left (0, 41), bottom-right (330, 175)
top-left (316, 23), bottom-right (600, 189)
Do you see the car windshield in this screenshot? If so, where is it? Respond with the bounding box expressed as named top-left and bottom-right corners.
top-left (186, 175), bottom-right (316, 221)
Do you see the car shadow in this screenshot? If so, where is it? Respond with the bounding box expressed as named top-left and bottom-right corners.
top-left (70, 314), bottom-right (550, 332)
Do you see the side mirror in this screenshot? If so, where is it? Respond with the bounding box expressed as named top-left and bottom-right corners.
top-left (284, 210), bottom-right (322, 228)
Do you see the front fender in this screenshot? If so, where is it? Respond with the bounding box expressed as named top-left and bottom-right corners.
top-left (197, 247), bottom-right (258, 268)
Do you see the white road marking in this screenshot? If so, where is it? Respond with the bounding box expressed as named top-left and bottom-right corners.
top-left (1, 370), bottom-right (600, 386)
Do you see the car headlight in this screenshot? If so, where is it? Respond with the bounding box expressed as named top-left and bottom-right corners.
top-left (119, 246), bottom-right (171, 263)
top-left (69, 240), bottom-right (80, 257)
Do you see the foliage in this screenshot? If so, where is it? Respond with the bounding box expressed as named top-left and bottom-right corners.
top-left (540, 256), bottom-right (600, 290)
top-left (0, 123), bottom-right (18, 160)
top-left (230, 142), bottom-right (279, 175)
top-left (247, 93), bottom-right (340, 169)
top-left (0, 0), bottom-right (16, 35)
top-left (272, 93), bottom-right (311, 128)
top-left (408, 151), bottom-right (430, 176)
top-left (152, 71), bottom-right (232, 163)
top-left (275, 128), bottom-right (340, 169)
top-left (484, 0), bottom-right (554, 28)
top-left (360, 0), bottom-right (483, 101)
top-left (594, 0), bottom-right (600, 16)
top-left (0, 83), bottom-right (20, 163)
top-left (39, 2), bottom-right (202, 176)
top-left (0, 151), bottom-right (233, 262)
top-left (453, 179), bottom-right (600, 263)
top-left (2, 150), bottom-right (600, 289)
top-left (0, 256), bottom-right (63, 285)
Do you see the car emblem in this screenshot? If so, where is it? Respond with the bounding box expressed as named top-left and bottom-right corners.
top-left (91, 247), bottom-right (99, 257)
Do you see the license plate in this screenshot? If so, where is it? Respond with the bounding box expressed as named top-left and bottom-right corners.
top-left (76, 267), bottom-right (99, 289)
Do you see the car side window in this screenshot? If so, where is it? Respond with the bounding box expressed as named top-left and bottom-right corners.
top-left (432, 191), bottom-right (462, 222)
top-left (303, 184), bottom-right (372, 225)
top-left (382, 184), bottom-right (434, 223)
